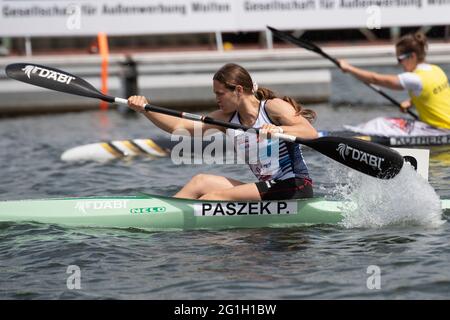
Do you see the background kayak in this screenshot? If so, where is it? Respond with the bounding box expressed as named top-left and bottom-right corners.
top-left (322, 117), bottom-right (450, 147)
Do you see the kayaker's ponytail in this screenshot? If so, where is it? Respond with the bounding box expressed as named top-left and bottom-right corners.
top-left (396, 32), bottom-right (428, 62)
top-left (254, 87), bottom-right (316, 124)
top-left (213, 63), bottom-right (316, 123)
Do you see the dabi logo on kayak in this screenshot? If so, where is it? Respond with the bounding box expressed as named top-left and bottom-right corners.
top-left (130, 207), bottom-right (167, 214)
top-left (75, 200), bottom-right (128, 213)
top-left (337, 143), bottom-right (385, 169)
top-left (22, 65), bottom-right (76, 85)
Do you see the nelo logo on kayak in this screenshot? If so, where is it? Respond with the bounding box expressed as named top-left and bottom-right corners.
top-left (22, 65), bottom-right (76, 84)
top-left (194, 201), bottom-right (297, 216)
top-left (130, 207), bottom-right (166, 214)
top-left (75, 200), bottom-right (128, 213)
top-left (337, 143), bottom-right (384, 169)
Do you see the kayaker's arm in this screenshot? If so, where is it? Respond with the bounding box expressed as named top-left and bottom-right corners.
top-left (128, 96), bottom-right (229, 135)
top-left (264, 98), bottom-right (318, 139)
top-left (339, 60), bottom-right (403, 90)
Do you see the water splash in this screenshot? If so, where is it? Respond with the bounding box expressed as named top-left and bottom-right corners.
top-left (323, 161), bottom-right (445, 229)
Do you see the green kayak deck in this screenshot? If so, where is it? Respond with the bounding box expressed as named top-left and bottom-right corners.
top-left (0, 194), bottom-right (448, 230)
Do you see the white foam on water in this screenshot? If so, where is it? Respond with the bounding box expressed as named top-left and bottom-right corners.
top-left (322, 162), bottom-right (445, 229)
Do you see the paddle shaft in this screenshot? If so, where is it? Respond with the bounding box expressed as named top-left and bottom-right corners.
top-left (268, 26), bottom-right (419, 120)
top-left (115, 98), bottom-right (300, 143)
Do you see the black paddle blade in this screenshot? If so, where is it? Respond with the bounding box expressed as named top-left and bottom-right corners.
top-left (267, 26), bottom-right (341, 67)
top-left (5, 63), bottom-right (115, 103)
top-left (267, 26), bottom-right (320, 53)
top-left (299, 136), bottom-right (404, 179)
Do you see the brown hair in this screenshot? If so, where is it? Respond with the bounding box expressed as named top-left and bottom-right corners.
top-left (213, 63), bottom-right (316, 123)
top-left (396, 32), bottom-right (428, 62)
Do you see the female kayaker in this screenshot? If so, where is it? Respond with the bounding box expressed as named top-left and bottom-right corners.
top-left (339, 32), bottom-right (450, 130)
top-left (128, 63), bottom-right (317, 200)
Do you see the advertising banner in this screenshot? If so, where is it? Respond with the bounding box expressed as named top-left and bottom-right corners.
top-left (1, 0), bottom-right (450, 37)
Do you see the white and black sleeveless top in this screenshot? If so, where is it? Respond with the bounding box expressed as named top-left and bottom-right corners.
top-left (226, 100), bottom-right (310, 181)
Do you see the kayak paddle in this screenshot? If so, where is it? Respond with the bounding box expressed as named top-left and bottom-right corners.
top-left (6, 62), bottom-right (404, 179)
top-left (267, 26), bottom-right (420, 120)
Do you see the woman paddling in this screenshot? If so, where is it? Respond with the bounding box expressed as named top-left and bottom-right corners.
top-left (339, 32), bottom-right (450, 130)
top-left (128, 63), bottom-right (317, 201)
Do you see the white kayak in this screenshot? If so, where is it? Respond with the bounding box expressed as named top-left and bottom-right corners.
top-left (343, 117), bottom-right (449, 137)
top-left (61, 138), bottom-right (170, 162)
top-left (320, 117), bottom-right (450, 147)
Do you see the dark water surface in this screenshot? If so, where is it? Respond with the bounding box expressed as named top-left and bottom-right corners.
top-left (0, 72), bottom-right (449, 299)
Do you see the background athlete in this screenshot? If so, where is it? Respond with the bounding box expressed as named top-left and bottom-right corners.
top-left (339, 32), bottom-right (450, 130)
